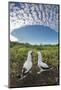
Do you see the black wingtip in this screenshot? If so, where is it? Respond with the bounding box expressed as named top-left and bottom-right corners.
top-left (41, 67), bottom-right (53, 71)
top-left (41, 66), bottom-right (49, 69)
top-left (16, 74), bottom-right (21, 78)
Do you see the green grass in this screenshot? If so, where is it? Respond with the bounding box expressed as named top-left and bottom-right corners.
top-left (9, 42), bottom-right (59, 87)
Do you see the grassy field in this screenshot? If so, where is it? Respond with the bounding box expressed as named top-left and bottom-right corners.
top-left (9, 42), bottom-right (59, 88)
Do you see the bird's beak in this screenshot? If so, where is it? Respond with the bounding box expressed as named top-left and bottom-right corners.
top-left (31, 52), bottom-right (33, 56)
top-left (31, 52), bottom-right (33, 59)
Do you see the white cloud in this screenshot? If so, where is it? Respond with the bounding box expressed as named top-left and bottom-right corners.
top-left (10, 35), bottom-right (18, 42)
top-left (9, 2), bottom-right (59, 41)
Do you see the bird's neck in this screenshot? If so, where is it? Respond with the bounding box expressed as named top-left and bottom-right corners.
top-left (38, 58), bottom-right (42, 62)
top-left (27, 54), bottom-right (32, 62)
top-left (38, 55), bottom-right (42, 62)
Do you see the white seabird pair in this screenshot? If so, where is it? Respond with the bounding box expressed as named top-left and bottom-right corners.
top-left (20, 50), bottom-right (52, 80)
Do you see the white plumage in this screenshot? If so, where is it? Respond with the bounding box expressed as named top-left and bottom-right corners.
top-left (37, 51), bottom-right (50, 74)
top-left (20, 50), bottom-right (33, 79)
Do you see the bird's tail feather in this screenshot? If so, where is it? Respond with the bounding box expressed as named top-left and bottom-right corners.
top-left (49, 67), bottom-right (53, 70)
top-left (45, 67), bottom-right (53, 71)
top-left (19, 74), bottom-right (28, 80)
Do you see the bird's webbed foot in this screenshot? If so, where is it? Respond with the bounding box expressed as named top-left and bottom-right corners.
top-left (37, 71), bottom-right (41, 74)
top-left (29, 70), bottom-right (32, 73)
top-left (37, 69), bottom-right (46, 74)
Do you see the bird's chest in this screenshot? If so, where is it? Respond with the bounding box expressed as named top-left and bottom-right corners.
top-left (24, 61), bottom-right (32, 68)
top-left (38, 60), bottom-right (41, 64)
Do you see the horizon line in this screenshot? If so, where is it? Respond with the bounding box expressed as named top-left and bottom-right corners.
top-left (10, 40), bottom-right (58, 45)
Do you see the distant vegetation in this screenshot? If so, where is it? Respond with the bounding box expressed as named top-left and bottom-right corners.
top-left (9, 41), bottom-right (59, 87)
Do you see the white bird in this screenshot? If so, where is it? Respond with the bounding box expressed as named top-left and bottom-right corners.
top-left (20, 50), bottom-right (33, 79)
top-left (37, 51), bottom-right (52, 74)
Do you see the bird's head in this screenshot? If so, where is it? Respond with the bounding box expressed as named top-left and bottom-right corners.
top-left (37, 51), bottom-right (41, 54)
top-left (28, 50), bottom-right (32, 54)
top-left (28, 50), bottom-right (33, 56)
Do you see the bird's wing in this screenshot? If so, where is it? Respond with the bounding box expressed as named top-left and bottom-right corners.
top-left (23, 60), bottom-right (32, 70)
top-left (40, 62), bottom-right (49, 69)
top-left (22, 67), bottom-right (27, 75)
top-left (21, 67), bottom-right (32, 78)
top-left (22, 61), bottom-right (32, 74)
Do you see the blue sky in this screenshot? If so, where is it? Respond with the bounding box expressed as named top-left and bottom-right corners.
top-left (11, 25), bottom-right (58, 45)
